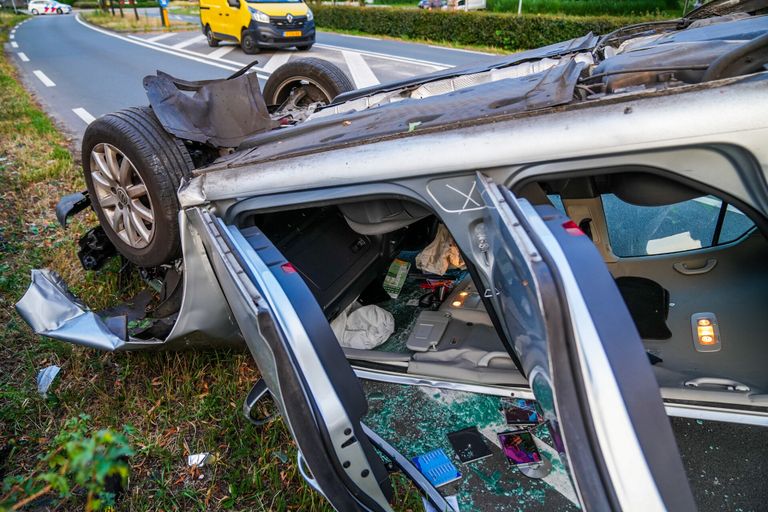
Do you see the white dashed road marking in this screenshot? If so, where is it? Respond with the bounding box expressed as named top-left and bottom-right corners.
top-left (172, 34), bottom-right (206, 49)
top-left (11, 41), bottom-right (18, 48)
top-left (207, 45), bottom-right (236, 60)
top-left (146, 32), bottom-right (176, 43)
top-left (262, 51), bottom-right (291, 73)
top-left (33, 70), bottom-right (55, 87)
top-left (72, 107), bottom-right (96, 125)
top-left (319, 43), bottom-right (449, 70)
top-left (10, 34), bottom-right (14, 40)
top-left (18, 52), bottom-right (29, 62)
top-left (342, 50), bottom-right (379, 88)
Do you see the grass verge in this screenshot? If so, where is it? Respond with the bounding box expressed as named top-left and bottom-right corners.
top-left (0, 11), bottom-right (423, 512)
top-left (81, 9), bottom-right (196, 32)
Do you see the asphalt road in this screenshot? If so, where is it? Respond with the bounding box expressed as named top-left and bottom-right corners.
top-left (4, 13), bottom-right (498, 140)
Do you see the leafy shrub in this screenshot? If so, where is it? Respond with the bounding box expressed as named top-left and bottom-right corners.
top-left (313, 5), bottom-right (652, 50)
top-left (0, 415), bottom-right (134, 511)
top-left (486, 0), bottom-right (682, 16)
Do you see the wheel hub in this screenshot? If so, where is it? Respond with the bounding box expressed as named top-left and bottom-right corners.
top-left (90, 143), bottom-right (155, 249)
top-left (116, 188), bottom-right (129, 207)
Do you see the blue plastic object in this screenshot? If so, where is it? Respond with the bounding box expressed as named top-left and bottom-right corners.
top-left (412, 449), bottom-right (462, 488)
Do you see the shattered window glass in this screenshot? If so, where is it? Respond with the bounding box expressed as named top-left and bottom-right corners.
top-left (602, 194), bottom-right (754, 257)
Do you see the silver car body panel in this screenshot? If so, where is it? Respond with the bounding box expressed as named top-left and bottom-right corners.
top-left (15, 212), bottom-right (242, 352)
top-left (15, 269), bottom-right (151, 351)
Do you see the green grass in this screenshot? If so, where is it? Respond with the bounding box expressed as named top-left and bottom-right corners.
top-left (81, 10), bottom-right (197, 32)
top-left (0, 11), bottom-right (423, 511)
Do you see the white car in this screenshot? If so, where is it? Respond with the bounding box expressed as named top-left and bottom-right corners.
top-left (27, 0), bottom-right (71, 14)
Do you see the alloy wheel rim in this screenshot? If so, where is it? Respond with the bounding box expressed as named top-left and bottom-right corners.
top-left (90, 143), bottom-right (155, 249)
top-left (274, 76), bottom-right (332, 108)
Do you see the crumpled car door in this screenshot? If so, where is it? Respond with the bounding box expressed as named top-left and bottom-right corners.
top-left (476, 173), bottom-right (697, 512)
top-left (184, 207), bottom-right (394, 511)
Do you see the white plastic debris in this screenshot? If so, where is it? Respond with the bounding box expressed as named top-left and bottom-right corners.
top-left (331, 303), bottom-right (395, 350)
top-left (36, 365), bottom-right (61, 396)
top-left (187, 452), bottom-right (211, 468)
top-left (416, 224), bottom-right (465, 276)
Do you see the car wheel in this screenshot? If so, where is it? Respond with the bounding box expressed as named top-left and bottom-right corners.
top-left (205, 25), bottom-right (219, 47)
top-left (82, 106), bottom-right (194, 267)
top-left (56, 7), bottom-right (62, 13)
top-left (241, 31), bottom-right (259, 54)
top-left (296, 43), bottom-right (313, 51)
top-left (262, 58), bottom-right (354, 109)
top-left (31, 8), bottom-right (38, 14)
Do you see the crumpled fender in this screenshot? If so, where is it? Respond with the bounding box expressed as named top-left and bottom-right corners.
top-left (15, 269), bottom-right (160, 351)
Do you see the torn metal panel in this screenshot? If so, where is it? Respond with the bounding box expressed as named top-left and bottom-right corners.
top-left (212, 59), bottom-right (584, 172)
top-left (15, 213), bottom-right (243, 352)
top-left (143, 70), bottom-right (277, 148)
top-left (16, 269), bottom-right (138, 351)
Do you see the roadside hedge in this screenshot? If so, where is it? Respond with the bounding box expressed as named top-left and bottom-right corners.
top-left (312, 6), bottom-right (652, 50)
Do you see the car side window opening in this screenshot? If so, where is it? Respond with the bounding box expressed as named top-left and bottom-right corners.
top-left (602, 193), bottom-right (755, 257)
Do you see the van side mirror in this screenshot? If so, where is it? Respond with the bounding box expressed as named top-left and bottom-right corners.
top-left (227, 0), bottom-right (240, 7)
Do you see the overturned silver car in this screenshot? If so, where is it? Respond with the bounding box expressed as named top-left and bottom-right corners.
top-left (17, 2), bottom-right (768, 510)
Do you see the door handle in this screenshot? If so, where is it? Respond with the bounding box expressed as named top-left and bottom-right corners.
top-left (685, 377), bottom-right (750, 392)
top-left (673, 258), bottom-right (717, 275)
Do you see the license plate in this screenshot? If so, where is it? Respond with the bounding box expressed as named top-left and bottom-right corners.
top-left (284, 31), bottom-right (302, 37)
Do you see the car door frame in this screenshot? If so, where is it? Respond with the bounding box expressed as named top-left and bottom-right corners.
top-left (185, 206), bottom-right (394, 512)
top-left (476, 173), bottom-right (697, 512)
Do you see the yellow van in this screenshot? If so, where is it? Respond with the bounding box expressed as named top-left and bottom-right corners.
top-left (200, 0), bottom-right (315, 54)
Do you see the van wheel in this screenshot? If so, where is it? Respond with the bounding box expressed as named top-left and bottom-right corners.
top-left (241, 31), bottom-right (260, 54)
top-left (205, 25), bottom-right (219, 47)
top-left (56, 7), bottom-right (62, 13)
top-left (262, 58), bottom-right (354, 110)
top-left (31, 8), bottom-right (38, 14)
top-left (82, 107), bottom-right (194, 267)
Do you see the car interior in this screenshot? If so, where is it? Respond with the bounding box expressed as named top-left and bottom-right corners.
top-left (520, 170), bottom-right (768, 405)
top-left (240, 198), bottom-right (529, 387)
top-left (239, 168), bottom-right (768, 409)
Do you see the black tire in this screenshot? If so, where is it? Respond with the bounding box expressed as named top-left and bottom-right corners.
top-left (241, 31), bottom-right (260, 54)
top-left (31, 8), bottom-right (38, 14)
top-left (82, 106), bottom-right (194, 268)
top-left (262, 57), bottom-right (354, 107)
top-left (205, 25), bottom-right (219, 47)
top-left (56, 7), bottom-right (62, 13)
top-left (296, 43), bottom-right (313, 51)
